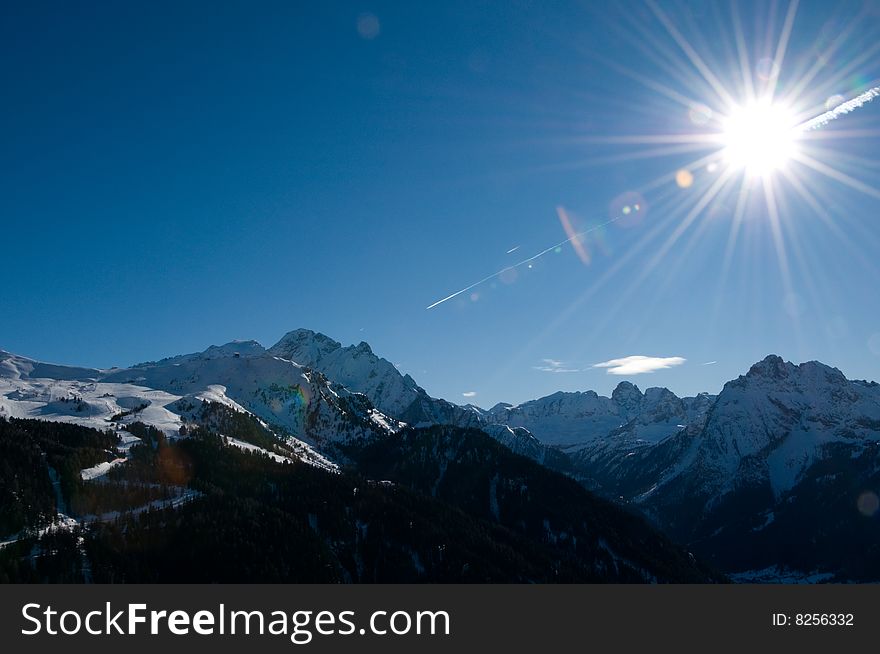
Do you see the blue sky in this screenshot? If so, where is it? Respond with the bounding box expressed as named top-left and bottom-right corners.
top-left (2, 0), bottom-right (879, 407)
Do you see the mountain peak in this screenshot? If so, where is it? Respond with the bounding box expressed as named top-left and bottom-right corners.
top-left (269, 329), bottom-right (343, 362)
top-left (743, 355), bottom-right (847, 386)
top-left (746, 354), bottom-right (791, 380)
top-left (797, 359), bottom-right (847, 384)
top-left (272, 328), bottom-right (341, 350)
top-left (643, 386), bottom-right (677, 399)
top-left (612, 380), bottom-right (643, 416)
top-left (263, 328), bottom-right (433, 421)
top-left (203, 340), bottom-right (266, 358)
top-left (612, 380), bottom-right (642, 396)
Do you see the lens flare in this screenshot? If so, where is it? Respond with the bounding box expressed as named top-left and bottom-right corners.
top-left (858, 491), bottom-right (879, 517)
top-left (675, 169), bottom-right (694, 188)
top-left (557, 206), bottom-right (591, 264)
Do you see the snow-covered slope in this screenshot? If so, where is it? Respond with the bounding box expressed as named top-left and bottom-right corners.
top-left (0, 350), bottom-right (102, 382)
top-left (101, 342), bottom-right (402, 448)
top-left (0, 375), bottom-right (184, 438)
top-left (1, 341), bottom-right (402, 466)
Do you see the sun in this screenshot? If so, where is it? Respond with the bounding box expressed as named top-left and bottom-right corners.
top-left (721, 100), bottom-right (800, 177)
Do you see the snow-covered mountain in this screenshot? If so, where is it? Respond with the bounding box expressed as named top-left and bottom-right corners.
top-left (0, 342), bottom-right (401, 468)
top-left (484, 382), bottom-right (715, 450)
top-left (261, 329), bottom-right (714, 463)
top-left (577, 355), bottom-right (880, 503)
top-left (571, 355), bottom-right (880, 580)
top-left (256, 334), bottom-right (880, 580)
top-left (268, 329), bottom-right (483, 428)
top-left (0, 339), bottom-right (723, 584)
top-left (666, 355), bottom-right (880, 501)
top-left (102, 341), bottom-right (402, 448)
top-left (4, 333), bottom-right (879, 581)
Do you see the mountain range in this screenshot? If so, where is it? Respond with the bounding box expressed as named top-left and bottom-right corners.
top-left (1, 328), bottom-right (878, 582)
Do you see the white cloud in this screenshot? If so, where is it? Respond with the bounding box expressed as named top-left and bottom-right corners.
top-left (701, 360), bottom-right (718, 366)
top-left (534, 358), bottom-right (581, 373)
top-left (462, 391), bottom-right (477, 398)
top-left (593, 355), bottom-right (686, 375)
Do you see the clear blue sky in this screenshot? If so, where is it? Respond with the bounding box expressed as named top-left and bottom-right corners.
top-left (2, 0), bottom-right (879, 407)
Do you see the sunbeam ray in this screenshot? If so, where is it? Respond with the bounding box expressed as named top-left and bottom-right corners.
top-left (647, 0), bottom-right (738, 109)
top-left (766, 0), bottom-right (800, 102)
top-left (792, 151), bottom-right (880, 199)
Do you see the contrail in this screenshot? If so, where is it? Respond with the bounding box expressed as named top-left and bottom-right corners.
top-left (797, 86), bottom-right (880, 132)
top-left (506, 245), bottom-right (520, 254)
top-left (426, 215), bottom-right (623, 309)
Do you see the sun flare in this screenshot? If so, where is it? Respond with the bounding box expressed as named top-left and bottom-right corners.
top-left (721, 100), bottom-right (799, 177)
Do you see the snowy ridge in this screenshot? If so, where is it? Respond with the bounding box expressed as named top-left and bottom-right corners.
top-left (101, 341), bottom-right (401, 449)
top-left (269, 330), bottom-right (420, 418)
top-left (1, 341), bottom-right (402, 470)
top-left (262, 331), bottom-right (715, 463)
top-left (576, 356), bottom-right (880, 504)
top-left (269, 329), bottom-right (482, 429)
top-left (484, 382), bottom-right (715, 451)
top-left (674, 355), bottom-right (880, 498)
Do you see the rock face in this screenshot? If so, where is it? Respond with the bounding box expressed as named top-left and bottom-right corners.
top-left (269, 328), bottom-right (483, 429)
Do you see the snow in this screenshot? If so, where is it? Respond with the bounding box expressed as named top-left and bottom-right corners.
top-left (0, 513), bottom-right (80, 550)
top-left (283, 437), bottom-right (339, 472)
top-left (117, 431), bottom-right (142, 453)
top-left (194, 384), bottom-right (251, 414)
top-left (78, 489), bottom-right (202, 523)
top-left (100, 340), bottom-right (399, 447)
top-left (692, 356), bottom-right (880, 498)
top-left (1, 341), bottom-right (409, 472)
top-left (225, 436), bottom-right (339, 472)
top-left (80, 458), bottom-right (127, 481)
top-left (752, 511), bottom-right (775, 532)
top-left (634, 483), bottom-right (659, 501)
top-left (729, 565), bottom-right (835, 584)
top-left (224, 436), bottom-right (295, 465)
top-left (0, 376), bottom-right (184, 437)
top-left (0, 350), bottom-right (101, 382)
top-left (7, 339), bottom-right (879, 572)
top-left (268, 329), bottom-right (424, 419)
top-left (481, 383), bottom-right (714, 448)
top-left (368, 408), bottom-right (403, 432)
